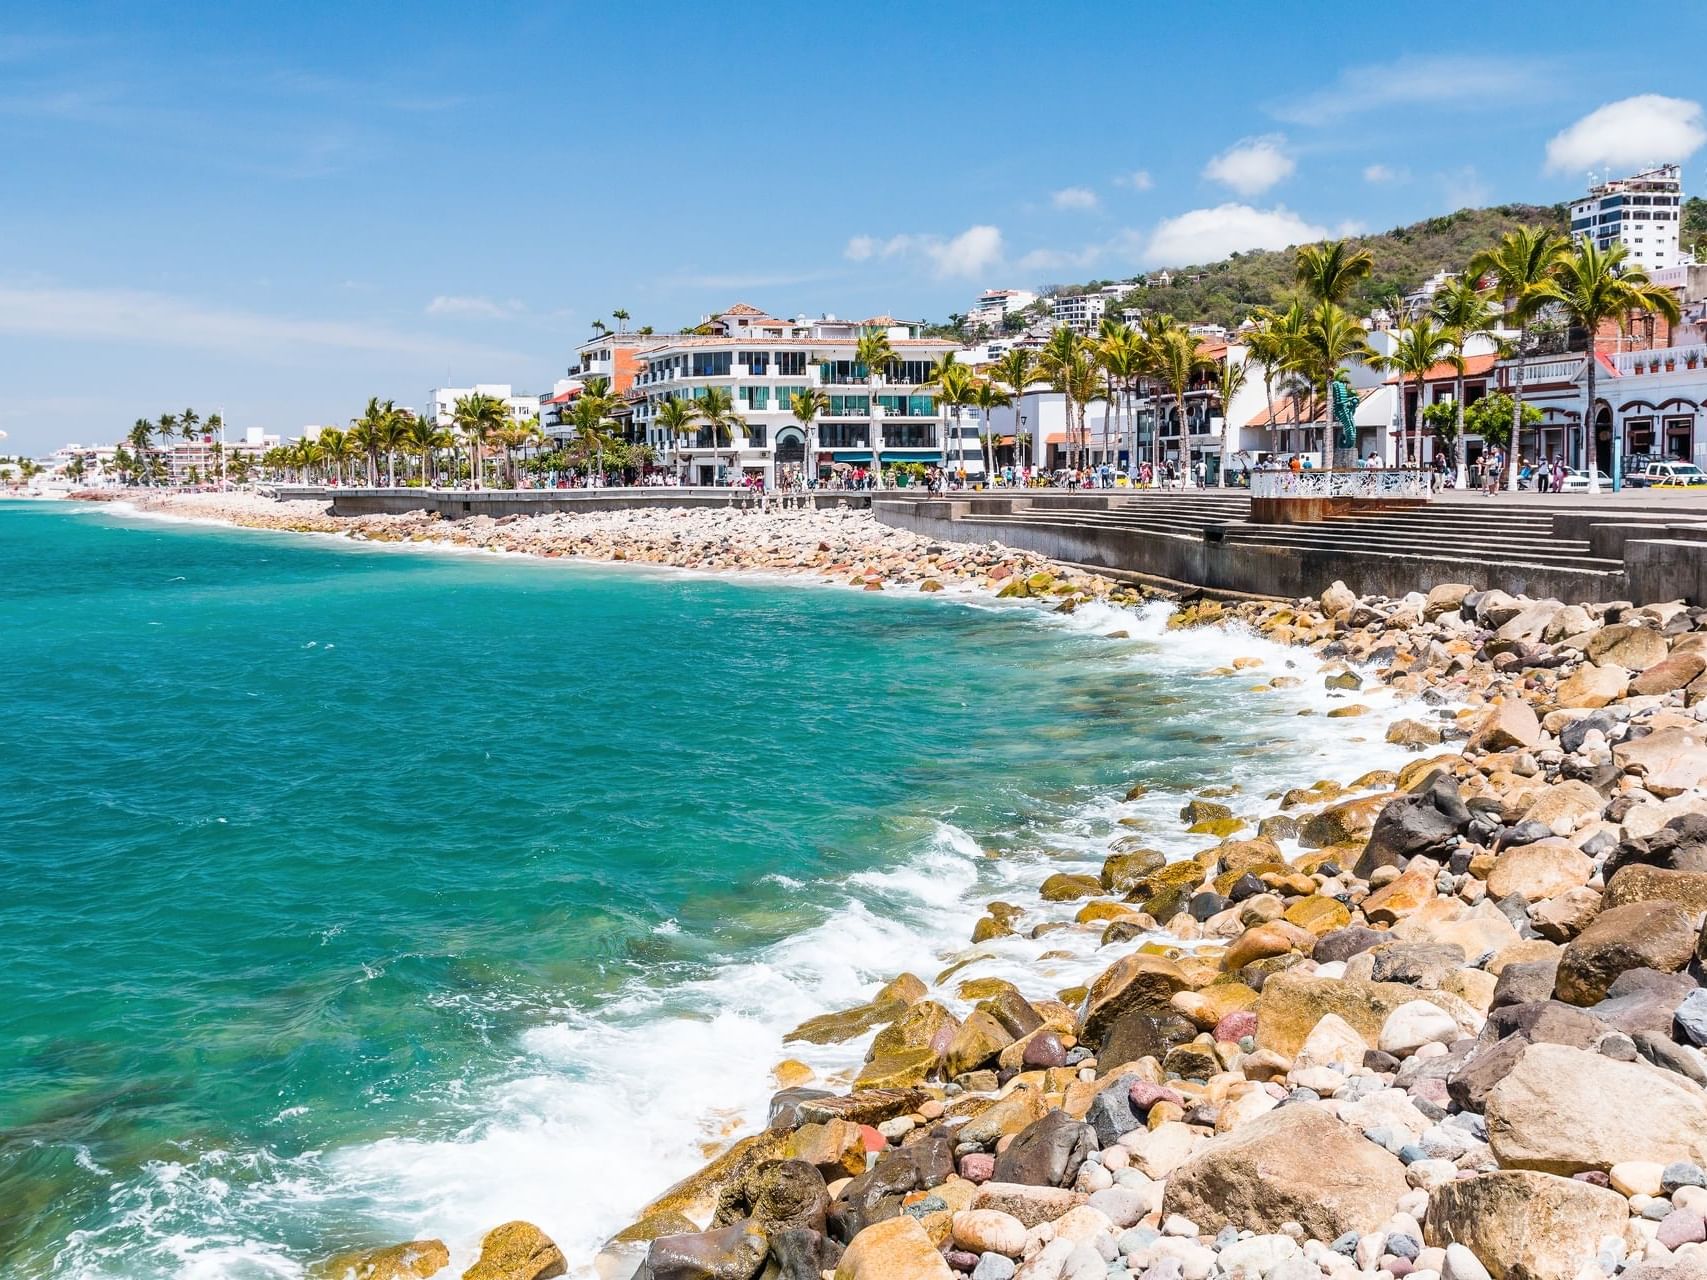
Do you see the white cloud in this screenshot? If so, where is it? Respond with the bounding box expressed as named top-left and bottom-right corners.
top-left (1051, 186), bottom-right (1100, 211)
top-left (425, 294), bottom-right (525, 319)
top-left (1144, 204), bottom-right (1329, 268)
top-left (843, 225), bottom-right (1004, 279)
top-left (0, 285), bottom-right (517, 361)
top-left (1362, 163), bottom-right (1407, 184)
top-left (1117, 169), bottom-right (1155, 191)
top-left (1202, 136), bottom-right (1294, 196)
top-left (1544, 94), bottom-right (1706, 174)
top-left (1272, 54), bottom-right (1555, 126)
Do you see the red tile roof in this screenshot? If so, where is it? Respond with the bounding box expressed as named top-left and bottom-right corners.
top-left (1382, 353), bottom-right (1497, 384)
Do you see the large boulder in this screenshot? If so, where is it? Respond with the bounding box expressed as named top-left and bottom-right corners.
top-left (1078, 953), bottom-right (1191, 1043)
top-left (1355, 770), bottom-right (1469, 878)
top-left (1554, 900), bottom-right (1697, 1004)
top-left (314, 1240), bottom-right (449, 1280)
top-left (1485, 839), bottom-right (1594, 902)
top-left (1159, 1104), bottom-right (1408, 1239)
top-left (1423, 1170), bottom-right (1632, 1280)
top-left (1632, 649), bottom-right (1707, 696)
top-left (713, 1160), bottom-right (829, 1239)
top-left (1483, 1042), bottom-right (1707, 1173)
top-left (1554, 663), bottom-right (1629, 710)
top-left (1515, 781), bottom-right (1606, 838)
top-left (990, 1109), bottom-right (1095, 1188)
top-left (462, 1222), bottom-right (566, 1280)
top-left (1255, 971), bottom-right (1476, 1058)
top-left (1299, 794), bottom-right (1389, 850)
top-left (833, 1216), bottom-right (953, 1280)
top-left (1605, 864), bottom-right (1707, 914)
top-left (1468, 700), bottom-right (1541, 753)
top-left (1587, 622), bottom-right (1667, 671)
top-left (1614, 727), bottom-right (1707, 798)
top-left (638, 1222), bottom-right (769, 1280)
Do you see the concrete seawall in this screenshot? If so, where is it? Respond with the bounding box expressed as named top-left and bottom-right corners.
top-left (873, 499), bottom-right (1630, 601)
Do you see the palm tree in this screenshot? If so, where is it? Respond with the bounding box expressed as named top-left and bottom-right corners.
top-left (452, 392), bottom-right (508, 489)
top-left (1146, 318), bottom-right (1210, 482)
top-left (494, 417), bottom-right (541, 487)
top-left (180, 407), bottom-right (201, 442)
top-left (971, 379), bottom-right (1013, 484)
top-left (1214, 354), bottom-right (1249, 486)
top-left (1096, 322), bottom-right (1145, 478)
top-left (1468, 226), bottom-right (1568, 487)
top-left (612, 309), bottom-right (630, 333)
top-left (1242, 306), bottom-right (1303, 460)
top-left (655, 396), bottom-right (699, 483)
top-left (853, 331), bottom-right (898, 484)
top-left (990, 348), bottom-right (1042, 475)
top-left (350, 397), bottom-right (390, 486)
top-left (1537, 239), bottom-right (1681, 492)
top-left (402, 413), bottom-right (448, 486)
top-left (918, 353), bottom-right (976, 475)
top-left (377, 402), bottom-right (408, 487)
top-left (1431, 278), bottom-right (1503, 487)
top-left (567, 396), bottom-right (614, 480)
top-left (293, 437), bottom-right (325, 484)
top-left (316, 428), bottom-right (354, 484)
top-left (692, 386), bottom-right (745, 485)
top-left (1296, 239), bottom-right (1376, 308)
top-left (1370, 316), bottom-right (1453, 466)
top-left (1299, 302), bottom-right (1375, 468)
top-left (789, 388), bottom-right (830, 487)
top-left (1037, 327), bottom-right (1084, 469)
top-left (127, 419), bottom-right (155, 486)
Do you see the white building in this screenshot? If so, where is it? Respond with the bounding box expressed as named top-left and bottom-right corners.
top-left (628, 303), bottom-right (970, 484)
top-left (426, 384), bottom-right (541, 429)
top-left (1049, 292), bottom-right (1107, 334)
top-left (1570, 164), bottom-right (1687, 271)
top-left (967, 288), bottom-right (1037, 333)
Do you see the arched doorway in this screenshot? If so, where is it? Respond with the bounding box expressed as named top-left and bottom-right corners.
top-left (1593, 404), bottom-right (1613, 477)
top-left (775, 428), bottom-right (805, 466)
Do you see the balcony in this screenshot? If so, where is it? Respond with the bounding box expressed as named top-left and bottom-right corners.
top-left (1615, 345), bottom-right (1707, 376)
top-left (818, 425), bottom-right (870, 449)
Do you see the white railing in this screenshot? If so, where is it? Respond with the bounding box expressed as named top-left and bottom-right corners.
top-left (1250, 468), bottom-right (1433, 501)
top-left (1614, 345), bottom-right (1707, 375)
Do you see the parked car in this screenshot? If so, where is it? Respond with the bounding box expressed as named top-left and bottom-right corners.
top-left (1558, 467), bottom-right (1614, 493)
top-left (1625, 460), bottom-right (1707, 488)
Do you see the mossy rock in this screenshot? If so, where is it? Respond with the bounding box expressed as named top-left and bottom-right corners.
top-left (1040, 872), bottom-right (1102, 902)
top-left (1124, 782), bottom-right (1149, 800)
top-left (1102, 847), bottom-right (1167, 892)
top-left (1325, 704), bottom-right (1368, 718)
top-left (1324, 671), bottom-right (1363, 691)
top-left (1162, 1042), bottom-right (1221, 1081)
top-left (1256, 813), bottom-right (1301, 842)
top-left (972, 915), bottom-right (1014, 943)
top-left (784, 998), bottom-right (908, 1046)
top-left (868, 1000), bottom-right (959, 1062)
top-left (1187, 817), bottom-right (1247, 838)
top-left (996, 579), bottom-right (1029, 599)
top-left (1179, 798), bottom-right (1233, 824)
top-left (1283, 895), bottom-right (1352, 935)
top-left (310, 1240), bottom-right (450, 1280)
top-left (957, 976), bottom-right (1023, 1001)
top-left (1213, 837), bottom-right (1286, 877)
top-left (606, 1211), bottom-right (701, 1247)
top-left (1025, 571), bottom-right (1055, 592)
top-left (1076, 901), bottom-right (1145, 925)
top-left (855, 1046), bottom-right (940, 1089)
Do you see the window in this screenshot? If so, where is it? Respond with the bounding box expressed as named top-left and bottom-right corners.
top-left (774, 385), bottom-right (806, 411)
top-left (691, 351), bottom-right (732, 377)
top-left (775, 351), bottom-right (807, 376)
top-left (740, 387), bottom-right (770, 410)
top-left (827, 394), bottom-right (870, 416)
top-left (739, 351), bottom-right (769, 374)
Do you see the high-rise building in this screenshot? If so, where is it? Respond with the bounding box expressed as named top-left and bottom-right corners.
top-left (1569, 164), bottom-right (1686, 271)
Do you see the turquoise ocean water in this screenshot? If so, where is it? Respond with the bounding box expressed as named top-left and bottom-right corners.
top-left (0, 500), bottom-right (1408, 1278)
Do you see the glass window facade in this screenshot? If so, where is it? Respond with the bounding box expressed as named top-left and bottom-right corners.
top-left (775, 351), bottom-right (807, 375)
top-left (774, 385), bottom-right (807, 411)
top-left (739, 351), bottom-right (769, 374)
top-left (691, 351), bottom-right (732, 377)
top-left (827, 394), bottom-right (870, 416)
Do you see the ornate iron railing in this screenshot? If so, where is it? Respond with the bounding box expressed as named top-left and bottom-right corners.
top-left (1250, 468), bottom-right (1433, 500)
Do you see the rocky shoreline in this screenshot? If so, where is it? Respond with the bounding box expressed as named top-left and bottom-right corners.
top-left (78, 493), bottom-right (1707, 1280)
top-left (84, 491), bottom-right (1142, 602)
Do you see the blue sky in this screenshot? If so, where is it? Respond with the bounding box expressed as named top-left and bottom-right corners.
top-left (3, 0), bottom-right (1706, 455)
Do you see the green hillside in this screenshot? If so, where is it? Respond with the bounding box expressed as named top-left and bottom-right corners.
top-left (1685, 196), bottom-right (1707, 260)
top-left (1110, 203), bottom-right (1570, 329)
